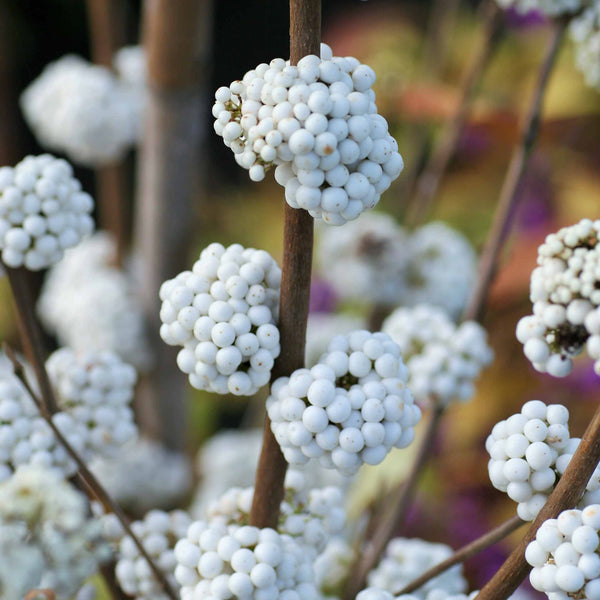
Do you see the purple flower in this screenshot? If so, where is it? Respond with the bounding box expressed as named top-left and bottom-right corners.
top-left (309, 278), bottom-right (338, 314)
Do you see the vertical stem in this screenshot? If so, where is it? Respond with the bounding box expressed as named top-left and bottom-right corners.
top-left (133, 0), bottom-right (210, 451)
top-left (85, 0), bottom-right (129, 265)
top-left (4, 266), bottom-right (57, 414)
top-left (405, 2), bottom-right (503, 228)
top-left (344, 406), bottom-right (444, 599)
top-left (478, 405), bottom-right (600, 600)
top-left (248, 0), bottom-right (320, 529)
top-left (464, 17), bottom-right (567, 322)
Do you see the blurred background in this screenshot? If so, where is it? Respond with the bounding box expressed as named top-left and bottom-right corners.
top-left (1, 0), bottom-right (599, 595)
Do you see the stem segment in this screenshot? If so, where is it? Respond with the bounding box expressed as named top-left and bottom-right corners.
top-left (344, 406), bottom-right (445, 598)
top-left (397, 515), bottom-right (525, 596)
top-left (405, 2), bottom-right (503, 227)
top-left (478, 405), bottom-right (600, 600)
top-left (5, 346), bottom-right (178, 600)
top-left (5, 266), bottom-right (57, 414)
top-left (133, 0), bottom-right (210, 451)
top-left (85, 0), bottom-right (129, 265)
top-left (464, 18), bottom-right (567, 322)
top-left (248, 0), bottom-right (320, 529)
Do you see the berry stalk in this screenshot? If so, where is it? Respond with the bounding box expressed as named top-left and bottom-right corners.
top-left (477, 403), bottom-right (600, 600)
top-left (248, 0), bottom-right (321, 529)
top-left (133, 0), bottom-right (209, 451)
top-left (405, 1), bottom-right (503, 227)
top-left (85, 0), bottom-right (129, 266)
top-left (464, 16), bottom-right (568, 322)
top-left (396, 514), bottom-right (525, 595)
top-left (5, 345), bottom-right (179, 600)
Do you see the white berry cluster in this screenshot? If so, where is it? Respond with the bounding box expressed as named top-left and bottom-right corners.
top-left (526, 505), bottom-right (600, 600)
top-left (494, 0), bottom-right (583, 15)
top-left (38, 232), bottom-right (151, 370)
top-left (267, 330), bottom-right (420, 476)
top-left (367, 537), bottom-right (468, 598)
top-left (0, 372), bottom-right (87, 482)
top-left (357, 589), bottom-right (395, 600)
top-left (174, 521), bottom-right (319, 600)
top-left (486, 400), bottom-right (574, 521)
top-left (382, 305), bottom-right (493, 407)
top-left (90, 437), bottom-right (193, 515)
top-left (212, 43), bottom-right (403, 225)
top-left (0, 154), bottom-right (94, 270)
top-left (0, 466), bottom-right (107, 598)
top-left (21, 54), bottom-right (143, 166)
top-left (571, 2), bottom-right (600, 92)
top-left (318, 216), bottom-right (476, 318)
top-left (317, 212), bottom-right (410, 305)
top-left (205, 474), bottom-right (345, 557)
top-left (114, 509), bottom-right (192, 600)
top-left (46, 348), bottom-right (137, 458)
top-left (314, 537), bottom-right (355, 596)
top-left (160, 243), bottom-right (281, 396)
top-left (516, 219), bottom-right (600, 377)
top-left (401, 222), bottom-right (477, 320)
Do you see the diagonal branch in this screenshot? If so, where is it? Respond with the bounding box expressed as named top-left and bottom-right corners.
top-left (248, 0), bottom-right (320, 530)
top-left (4, 345), bottom-right (178, 600)
top-left (396, 514), bottom-right (525, 595)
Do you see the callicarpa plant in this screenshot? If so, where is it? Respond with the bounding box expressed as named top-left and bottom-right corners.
top-left (1, 0), bottom-right (600, 599)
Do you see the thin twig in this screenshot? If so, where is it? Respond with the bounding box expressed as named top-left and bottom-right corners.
top-left (4, 265), bottom-right (57, 414)
top-left (405, 2), bottom-right (503, 227)
top-left (4, 345), bottom-right (178, 600)
top-left (85, 0), bottom-right (128, 266)
top-left (344, 406), bottom-right (445, 599)
top-left (248, 0), bottom-right (320, 529)
top-left (397, 515), bottom-right (525, 595)
top-left (478, 404), bottom-right (600, 600)
top-left (464, 17), bottom-right (567, 322)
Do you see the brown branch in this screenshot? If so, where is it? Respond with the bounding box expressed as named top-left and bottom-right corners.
top-left (344, 406), bottom-right (445, 599)
top-left (24, 591), bottom-right (56, 600)
top-left (85, 0), bottom-right (129, 266)
top-left (397, 515), bottom-right (525, 596)
top-left (405, 2), bottom-right (503, 227)
top-left (463, 17), bottom-right (567, 322)
top-left (133, 0), bottom-right (210, 451)
top-left (4, 266), bottom-right (57, 414)
top-left (4, 345), bottom-right (178, 600)
top-left (478, 405), bottom-right (600, 600)
top-left (248, 0), bottom-right (320, 529)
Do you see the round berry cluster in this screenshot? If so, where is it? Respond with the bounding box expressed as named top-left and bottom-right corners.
top-left (517, 219), bottom-right (600, 377)
top-left (160, 243), bottom-right (281, 396)
top-left (317, 216), bottom-right (476, 318)
top-left (204, 477), bottom-right (345, 556)
top-left (114, 509), bottom-right (192, 600)
top-left (526, 505), bottom-right (600, 600)
top-left (314, 537), bottom-right (355, 595)
top-left (267, 330), bottom-right (420, 476)
top-left (317, 212), bottom-right (410, 305)
top-left (212, 43), bottom-right (403, 225)
top-left (367, 537), bottom-right (468, 598)
top-left (46, 348), bottom-right (137, 457)
top-left (37, 233), bottom-right (151, 371)
top-left (0, 154), bottom-right (94, 270)
top-left (570, 3), bottom-right (600, 92)
top-left (21, 55), bottom-right (143, 166)
top-left (494, 0), bottom-right (583, 16)
top-left (400, 222), bottom-right (477, 320)
top-left (0, 372), bottom-right (87, 482)
top-left (486, 400), bottom-right (576, 521)
top-left (174, 521), bottom-right (318, 600)
top-left (0, 466), bottom-right (107, 598)
top-left (383, 305), bottom-right (493, 407)
top-left (357, 589), bottom-right (395, 600)
top-left (90, 437), bottom-right (193, 515)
